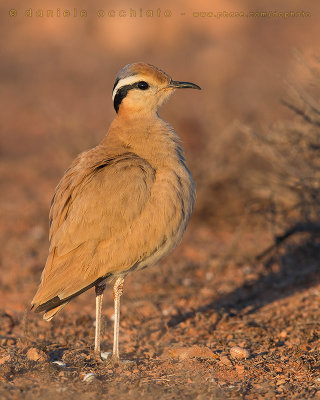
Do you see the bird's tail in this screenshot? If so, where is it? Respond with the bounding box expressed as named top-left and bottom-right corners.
top-left (43, 302), bottom-right (70, 321)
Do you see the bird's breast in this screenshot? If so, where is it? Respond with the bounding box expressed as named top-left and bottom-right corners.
top-left (128, 159), bottom-right (195, 272)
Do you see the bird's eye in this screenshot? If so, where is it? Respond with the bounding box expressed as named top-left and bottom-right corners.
top-left (137, 81), bottom-right (149, 90)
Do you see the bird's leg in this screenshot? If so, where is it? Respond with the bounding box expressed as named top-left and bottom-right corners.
top-left (94, 283), bottom-right (106, 357)
top-left (112, 276), bottom-right (124, 360)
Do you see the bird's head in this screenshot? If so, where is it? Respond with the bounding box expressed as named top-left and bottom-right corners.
top-left (112, 63), bottom-right (201, 115)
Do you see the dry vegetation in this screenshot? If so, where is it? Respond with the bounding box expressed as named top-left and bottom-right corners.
top-left (1, 0), bottom-right (320, 398)
top-left (240, 56), bottom-right (320, 259)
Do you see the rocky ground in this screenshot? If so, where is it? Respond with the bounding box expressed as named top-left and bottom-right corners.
top-left (1, 221), bottom-right (320, 399)
top-left (1, 1), bottom-right (320, 397)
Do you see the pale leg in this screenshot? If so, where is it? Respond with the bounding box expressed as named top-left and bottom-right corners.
top-left (94, 283), bottom-right (106, 356)
top-left (112, 277), bottom-right (124, 360)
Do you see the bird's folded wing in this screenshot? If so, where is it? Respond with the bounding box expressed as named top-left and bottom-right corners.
top-left (50, 151), bottom-right (155, 256)
top-left (32, 150), bottom-right (156, 308)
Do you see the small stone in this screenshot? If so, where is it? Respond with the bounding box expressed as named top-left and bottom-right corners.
top-left (83, 372), bottom-right (96, 383)
top-left (26, 348), bottom-right (48, 362)
top-left (230, 346), bottom-right (250, 360)
top-left (205, 272), bottom-right (214, 281)
top-left (182, 278), bottom-right (192, 287)
top-left (6, 338), bottom-right (15, 346)
top-left (167, 345), bottom-right (218, 360)
top-left (209, 312), bottom-right (219, 325)
top-left (52, 361), bottom-right (66, 368)
top-left (0, 355), bottom-right (11, 365)
top-left (219, 355), bottom-right (232, 366)
top-left (100, 352), bottom-right (111, 361)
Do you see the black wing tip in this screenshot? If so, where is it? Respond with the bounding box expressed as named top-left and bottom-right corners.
top-left (33, 296), bottom-right (63, 313)
top-left (31, 275), bottom-right (112, 314)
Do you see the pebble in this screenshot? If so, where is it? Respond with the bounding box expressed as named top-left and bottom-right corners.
top-left (52, 361), bottom-right (66, 368)
top-left (230, 346), bottom-right (250, 360)
top-left (205, 272), bottom-right (214, 281)
top-left (209, 312), bottom-right (219, 325)
top-left (83, 373), bottom-right (96, 383)
top-left (219, 355), bottom-right (232, 366)
top-left (162, 307), bottom-right (174, 316)
top-left (26, 348), bottom-right (48, 362)
top-left (167, 345), bottom-right (218, 360)
top-left (100, 352), bottom-right (111, 361)
top-left (279, 330), bottom-right (287, 338)
top-left (182, 278), bottom-right (192, 287)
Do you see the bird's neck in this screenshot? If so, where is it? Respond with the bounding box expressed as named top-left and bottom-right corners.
top-left (100, 111), bottom-right (182, 168)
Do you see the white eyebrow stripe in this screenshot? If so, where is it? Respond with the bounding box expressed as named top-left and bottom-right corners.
top-left (112, 76), bottom-right (142, 101)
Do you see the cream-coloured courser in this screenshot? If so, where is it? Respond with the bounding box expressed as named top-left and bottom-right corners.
top-left (32, 63), bottom-right (200, 360)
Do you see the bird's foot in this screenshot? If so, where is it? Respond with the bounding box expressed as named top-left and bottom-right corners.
top-left (100, 351), bottom-right (112, 362)
top-left (93, 351), bottom-right (106, 363)
top-left (100, 352), bottom-right (136, 367)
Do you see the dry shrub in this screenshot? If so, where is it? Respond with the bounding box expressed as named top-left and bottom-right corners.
top-left (193, 54), bottom-right (320, 247)
top-left (246, 56), bottom-right (320, 238)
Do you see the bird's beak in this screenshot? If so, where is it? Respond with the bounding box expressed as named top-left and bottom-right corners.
top-left (168, 80), bottom-right (201, 90)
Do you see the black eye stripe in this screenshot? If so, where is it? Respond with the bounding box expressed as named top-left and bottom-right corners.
top-left (113, 81), bottom-right (150, 113)
top-left (113, 84), bottom-right (133, 113)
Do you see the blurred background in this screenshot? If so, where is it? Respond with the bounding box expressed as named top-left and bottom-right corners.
top-left (0, 0), bottom-right (319, 311)
top-left (1, 2), bottom-right (320, 395)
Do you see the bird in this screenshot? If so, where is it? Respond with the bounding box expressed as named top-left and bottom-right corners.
top-left (31, 62), bottom-right (201, 361)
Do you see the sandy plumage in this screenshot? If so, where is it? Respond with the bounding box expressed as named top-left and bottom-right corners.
top-left (32, 63), bottom-right (198, 327)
